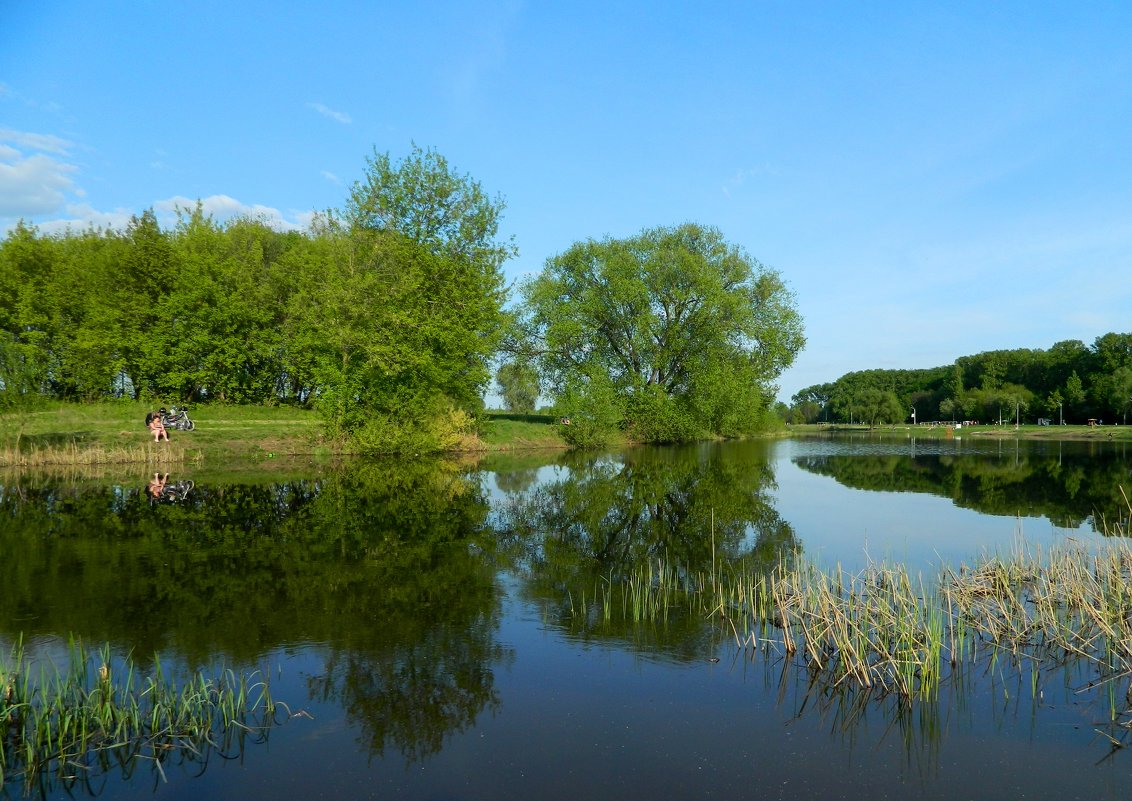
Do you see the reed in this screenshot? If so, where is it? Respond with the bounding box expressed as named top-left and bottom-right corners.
top-left (562, 491), bottom-right (1132, 708)
top-left (0, 440), bottom-right (188, 468)
top-left (0, 638), bottom-right (297, 793)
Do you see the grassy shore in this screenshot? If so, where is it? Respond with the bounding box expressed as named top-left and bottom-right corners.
top-left (0, 402), bottom-right (332, 469)
top-left (6, 403), bottom-right (1126, 469)
top-left (0, 403), bottom-right (571, 469)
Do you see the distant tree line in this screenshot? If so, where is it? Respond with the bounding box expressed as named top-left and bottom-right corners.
top-left (789, 335), bottom-right (1132, 426)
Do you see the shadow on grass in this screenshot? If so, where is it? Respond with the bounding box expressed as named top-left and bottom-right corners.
top-left (484, 412), bottom-right (557, 424)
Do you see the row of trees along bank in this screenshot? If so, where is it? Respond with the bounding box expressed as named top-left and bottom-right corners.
top-left (789, 335), bottom-right (1132, 426)
top-left (1, 146), bottom-right (806, 452)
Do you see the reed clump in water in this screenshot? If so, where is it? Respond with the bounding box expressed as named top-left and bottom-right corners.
top-left (714, 559), bottom-right (948, 699)
top-left (567, 490), bottom-right (1132, 706)
top-left (0, 638), bottom-right (298, 793)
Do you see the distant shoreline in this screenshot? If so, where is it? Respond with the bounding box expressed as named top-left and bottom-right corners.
top-left (789, 422), bottom-right (1132, 441)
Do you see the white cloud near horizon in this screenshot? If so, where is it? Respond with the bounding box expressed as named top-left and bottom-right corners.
top-left (0, 148), bottom-right (79, 216)
top-left (32, 203), bottom-right (135, 234)
top-left (307, 102), bottom-right (352, 124)
top-left (6, 195), bottom-right (316, 236)
top-left (154, 195), bottom-right (313, 231)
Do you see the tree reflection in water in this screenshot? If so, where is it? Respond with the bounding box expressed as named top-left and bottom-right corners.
top-left (0, 459), bottom-right (512, 769)
top-left (792, 438), bottom-right (1132, 531)
top-left (490, 442), bottom-right (799, 657)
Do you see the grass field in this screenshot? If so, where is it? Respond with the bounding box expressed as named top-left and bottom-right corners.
top-left (477, 411), bottom-right (569, 450)
top-left (0, 403), bottom-right (573, 469)
top-left (8, 402), bottom-right (1127, 470)
top-left (0, 402), bottom-right (331, 469)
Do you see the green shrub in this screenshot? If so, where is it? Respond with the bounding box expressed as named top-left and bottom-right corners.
top-left (555, 374), bottom-right (622, 448)
top-left (624, 386), bottom-right (703, 443)
top-left (349, 397), bottom-right (475, 455)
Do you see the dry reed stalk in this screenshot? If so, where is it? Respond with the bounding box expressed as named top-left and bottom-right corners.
top-left (0, 441), bottom-right (186, 467)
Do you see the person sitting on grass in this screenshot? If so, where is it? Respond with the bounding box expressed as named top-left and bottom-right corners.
top-left (145, 411), bottom-right (169, 442)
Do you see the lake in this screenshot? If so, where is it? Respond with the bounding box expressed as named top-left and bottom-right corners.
top-left (3, 435), bottom-right (1131, 799)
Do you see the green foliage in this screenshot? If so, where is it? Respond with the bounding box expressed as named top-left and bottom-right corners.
top-left (624, 384), bottom-right (703, 443)
top-left (519, 223), bottom-right (804, 442)
top-left (349, 397), bottom-right (476, 455)
top-left (495, 360), bottom-right (540, 413)
top-left (797, 333), bottom-right (1132, 425)
top-left (302, 146), bottom-right (511, 445)
top-left (855, 388), bottom-right (905, 427)
top-left (555, 372), bottom-right (622, 448)
top-left (0, 146), bottom-right (512, 452)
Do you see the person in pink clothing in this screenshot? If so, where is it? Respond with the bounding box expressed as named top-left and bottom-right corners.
top-left (145, 411), bottom-right (169, 442)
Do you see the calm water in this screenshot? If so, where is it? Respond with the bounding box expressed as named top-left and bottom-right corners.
top-left (3, 436), bottom-right (1131, 799)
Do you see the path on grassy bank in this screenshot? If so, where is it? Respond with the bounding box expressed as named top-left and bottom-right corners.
top-left (790, 422), bottom-right (1132, 441)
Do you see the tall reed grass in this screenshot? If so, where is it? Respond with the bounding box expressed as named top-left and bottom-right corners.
top-left (565, 490), bottom-right (1132, 708)
top-left (0, 638), bottom-right (298, 794)
top-left (0, 440), bottom-right (188, 468)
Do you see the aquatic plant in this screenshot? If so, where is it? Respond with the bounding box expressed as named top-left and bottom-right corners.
top-left (0, 638), bottom-right (299, 794)
top-left (562, 490), bottom-right (1132, 709)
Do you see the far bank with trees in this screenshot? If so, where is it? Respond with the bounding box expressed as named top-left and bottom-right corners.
top-left (788, 335), bottom-right (1132, 428)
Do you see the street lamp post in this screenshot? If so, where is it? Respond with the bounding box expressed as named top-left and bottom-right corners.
top-left (911, 407), bottom-right (917, 426)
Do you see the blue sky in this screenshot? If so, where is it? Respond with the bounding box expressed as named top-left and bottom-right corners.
top-left (3, 1), bottom-right (1131, 401)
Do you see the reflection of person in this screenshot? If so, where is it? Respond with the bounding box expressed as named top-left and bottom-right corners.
top-left (146, 411), bottom-right (169, 442)
top-left (146, 472), bottom-right (168, 499)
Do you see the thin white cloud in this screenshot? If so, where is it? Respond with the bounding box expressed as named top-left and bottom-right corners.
top-left (320, 170), bottom-right (341, 185)
top-left (0, 126), bottom-right (82, 219)
top-left (307, 102), bottom-right (352, 125)
top-left (0, 126), bottom-right (73, 155)
top-left (721, 164), bottom-right (778, 198)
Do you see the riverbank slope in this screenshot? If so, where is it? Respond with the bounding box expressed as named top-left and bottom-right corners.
top-left (0, 403), bottom-right (573, 468)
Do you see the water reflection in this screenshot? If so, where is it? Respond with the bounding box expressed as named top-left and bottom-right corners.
top-left (2, 439), bottom-right (1131, 800)
top-left (792, 437), bottom-right (1132, 531)
top-left (491, 443), bottom-right (798, 659)
top-left (0, 460), bottom-right (511, 780)
top-left (143, 472), bottom-right (194, 502)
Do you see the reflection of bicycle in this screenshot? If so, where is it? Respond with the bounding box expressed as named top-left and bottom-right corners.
top-left (145, 474), bottom-right (195, 503)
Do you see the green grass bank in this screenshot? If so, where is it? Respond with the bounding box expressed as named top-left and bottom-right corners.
top-left (8, 403), bottom-right (1130, 470)
top-left (0, 404), bottom-right (574, 469)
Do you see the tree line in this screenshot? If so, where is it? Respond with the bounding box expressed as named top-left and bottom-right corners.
top-left (1, 145), bottom-right (805, 451)
top-left (789, 335), bottom-right (1132, 426)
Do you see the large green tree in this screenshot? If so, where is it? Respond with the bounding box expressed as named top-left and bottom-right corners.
top-left (517, 223), bottom-right (804, 441)
top-left (290, 146), bottom-right (513, 450)
top-left (856, 388), bottom-right (905, 428)
top-left (495, 360), bottom-right (540, 413)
